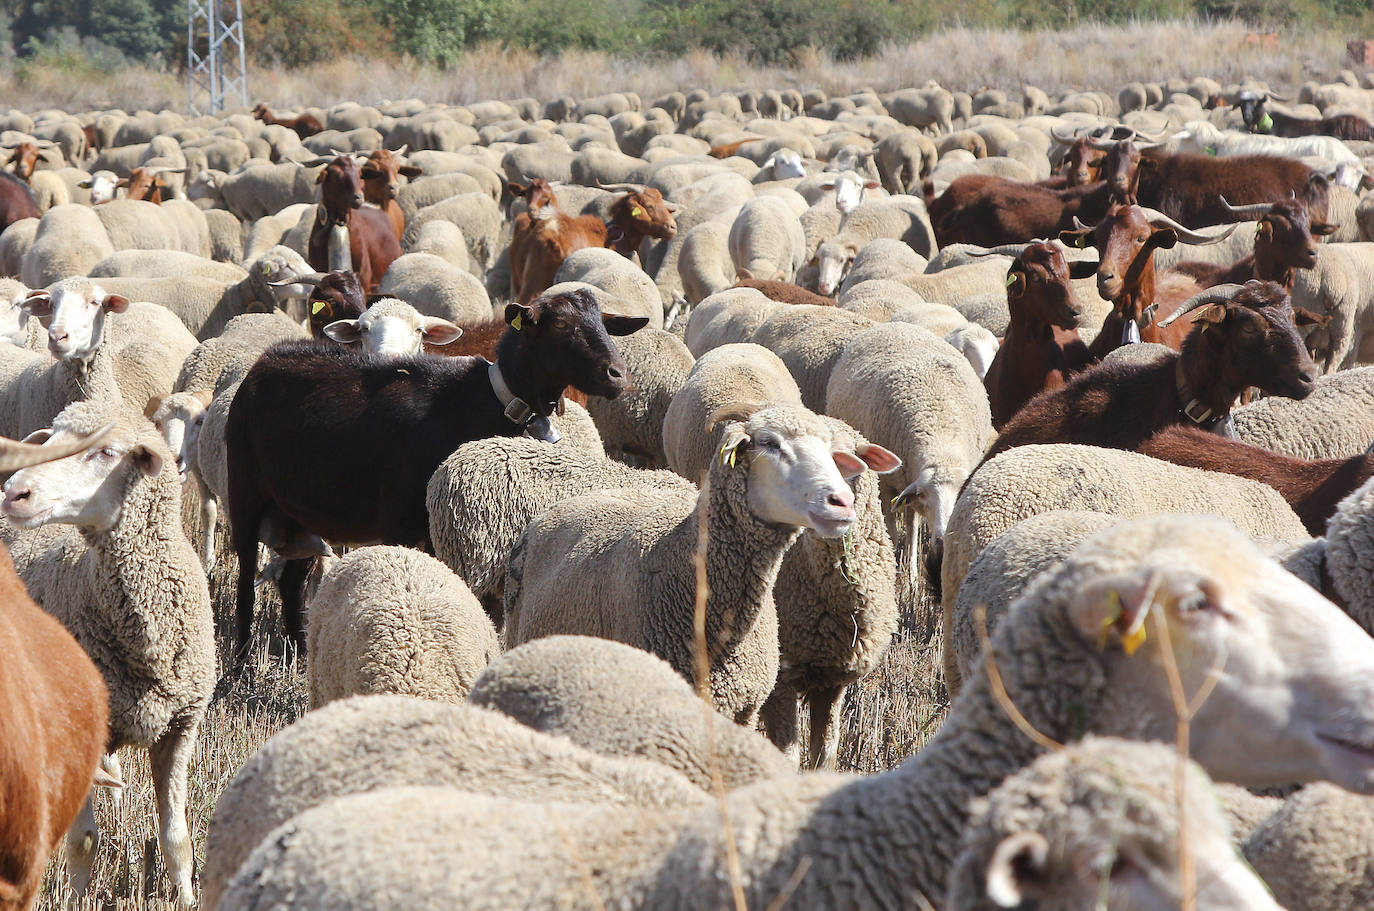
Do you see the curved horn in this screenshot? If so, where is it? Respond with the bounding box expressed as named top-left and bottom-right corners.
top-left (1217, 195), bottom-right (1273, 220)
top-left (1085, 135), bottom-right (1120, 151)
top-left (1071, 215), bottom-right (1093, 232)
top-left (1265, 91), bottom-right (1289, 102)
top-left (1049, 126), bottom-right (1080, 144)
top-left (1141, 207), bottom-right (1238, 245)
top-left (0, 422), bottom-right (114, 472)
top-left (965, 243), bottom-right (1032, 258)
top-left (268, 272), bottom-right (328, 288)
top-left (1157, 283), bottom-right (1245, 327)
top-left (596, 182), bottom-right (648, 193)
top-left (391, 143), bottom-right (408, 158)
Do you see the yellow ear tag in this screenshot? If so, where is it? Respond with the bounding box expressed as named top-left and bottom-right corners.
top-left (719, 440), bottom-right (738, 467)
top-left (1097, 591), bottom-right (1121, 651)
top-left (630, 204), bottom-right (645, 218)
top-left (1121, 620), bottom-right (1148, 656)
top-left (1006, 273), bottom-right (1017, 287)
top-left (511, 314), bottom-right (523, 331)
top-left (311, 301), bottom-right (326, 315)
top-left (1076, 234), bottom-right (1089, 249)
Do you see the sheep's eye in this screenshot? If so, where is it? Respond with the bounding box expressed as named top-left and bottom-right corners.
top-left (758, 437), bottom-right (781, 452)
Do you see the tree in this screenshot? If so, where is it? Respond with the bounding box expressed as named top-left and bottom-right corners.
top-left (88, 0), bottom-right (166, 61)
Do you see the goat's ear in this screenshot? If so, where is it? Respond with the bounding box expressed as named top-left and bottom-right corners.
top-left (850, 442), bottom-right (901, 475)
top-left (504, 303), bottom-right (535, 330)
top-left (1137, 157), bottom-right (1157, 171)
top-left (130, 443), bottom-right (163, 478)
top-left (359, 166), bottom-right (381, 180)
top-left (1256, 220), bottom-right (1274, 242)
top-left (322, 319), bottom-right (362, 344)
top-left (1057, 228), bottom-right (1092, 249)
top-left (420, 317), bottom-right (462, 345)
top-left (398, 165), bottom-right (422, 178)
top-left (985, 832), bottom-right (1050, 907)
top-left (1068, 260), bottom-right (1098, 280)
top-left (315, 169), bottom-right (327, 184)
top-left (309, 299), bottom-right (335, 323)
top-left (1005, 270), bottom-right (1026, 297)
top-left (1086, 154), bottom-right (1107, 167)
top-left (21, 428), bottom-right (52, 445)
top-left (1192, 303), bottom-right (1228, 329)
top-left (116, 178), bottom-right (129, 188)
top-left (102, 294), bottom-right (130, 314)
top-left (602, 314), bottom-right (649, 336)
top-left (21, 290), bottom-right (52, 317)
top-left (1312, 221), bottom-right (1338, 237)
top-left (1148, 228), bottom-right (1179, 250)
top-left (506, 181), bottom-right (528, 198)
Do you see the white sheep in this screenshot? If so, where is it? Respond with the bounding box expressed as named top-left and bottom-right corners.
top-left (148, 390), bottom-right (215, 565)
top-left (377, 251), bottom-right (493, 324)
top-left (1243, 783), bottom-right (1374, 911)
top-left (1234, 364), bottom-right (1374, 459)
top-left (949, 736), bottom-right (1281, 910)
top-left (1289, 241), bottom-right (1374, 373)
top-left (749, 303), bottom-right (874, 410)
top-left (583, 326), bottom-right (694, 467)
top-left (216, 515), bottom-right (1374, 911)
top-left (813, 196), bottom-right (937, 295)
top-left (681, 286), bottom-right (780, 357)
top-left (321, 297), bottom-right (463, 357)
top-left (307, 546), bottom-right (499, 708)
top-left (0, 400), bottom-right (215, 907)
top-left (468, 636), bottom-right (794, 790)
top-left (552, 249), bottom-right (665, 329)
top-left (504, 403), bottom-right (895, 725)
top-left (200, 695), bottom-right (708, 911)
top-left (727, 194), bottom-right (806, 282)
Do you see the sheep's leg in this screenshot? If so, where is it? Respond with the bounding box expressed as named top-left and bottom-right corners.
top-left (101, 752), bottom-right (123, 811)
top-left (63, 792), bottom-right (100, 898)
top-left (759, 683), bottom-right (801, 767)
top-left (1327, 307), bottom-right (1357, 374)
top-left (194, 474), bottom-right (216, 568)
top-left (150, 721), bottom-right (197, 908)
top-left (806, 685), bottom-right (847, 771)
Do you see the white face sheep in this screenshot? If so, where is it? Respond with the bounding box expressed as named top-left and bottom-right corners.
top-left (26, 277), bottom-right (129, 365)
top-left (321, 297), bottom-right (463, 357)
top-left (820, 169), bottom-right (881, 216)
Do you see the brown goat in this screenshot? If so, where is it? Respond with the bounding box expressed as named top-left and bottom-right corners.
top-left (307, 155), bottom-right (401, 294)
top-left (731, 271), bottom-right (837, 307)
top-left (1135, 148), bottom-right (1331, 228)
top-left (0, 427), bottom-right (117, 911)
top-left (982, 242), bottom-right (1097, 428)
top-left (1171, 197), bottom-right (1335, 291)
top-left (360, 148), bottom-right (421, 242)
top-left (4, 142), bottom-right (42, 182)
top-left (253, 103), bottom-right (325, 140)
top-left (708, 137), bottom-right (765, 159)
top-left (984, 281), bottom-right (1317, 463)
top-left (1058, 203), bottom-right (1235, 358)
top-left (120, 166), bottom-right (173, 203)
top-left (1138, 424), bottom-right (1374, 535)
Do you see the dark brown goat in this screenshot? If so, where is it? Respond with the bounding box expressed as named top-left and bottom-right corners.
top-left (1239, 93), bottom-right (1374, 143)
top-left (1058, 203), bottom-right (1234, 358)
top-left (1135, 149), bottom-right (1330, 228)
top-left (120, 166), bottom-right (173, 203)
top-left (0, 428), bottom-right (115, 911)
top-left (1138, 424), bottom-right (1374, 535)
top-left (982, 242), bottom-right (1097, 428)
top-left (253, 103), bottom-right (325, 140)
top-left (225, 287), bottom-right (646, 657)
top-left (360, 148), bottom-right (421, 242)
top-left (0, 171), bottom-right (39, 232)
top-left (1171, 197), bottom-right (1335, 291)
top-left (307, 155), bottom-right (401, 294)
top-left (983, 281), bottom-right (1317, 463)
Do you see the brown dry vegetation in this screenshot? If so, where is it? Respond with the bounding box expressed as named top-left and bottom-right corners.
top-left (1, 21), bottom-right (1364, 113)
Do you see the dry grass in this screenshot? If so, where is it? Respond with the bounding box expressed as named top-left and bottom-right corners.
top-left (0, 20), bottom-right (1362, 113)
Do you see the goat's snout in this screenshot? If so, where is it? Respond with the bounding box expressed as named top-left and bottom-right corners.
top-left (606, 364), bottom-right (624, 382)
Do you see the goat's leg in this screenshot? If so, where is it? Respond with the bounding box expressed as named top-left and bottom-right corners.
top-left (276, 558), bottom-right (312, 657)
top-left (63, 791), bottom-right (100, 898)
top-left (101, 752), bottom-right (123, 811)
top-left (806, 684), bottom-right (848, 771)
top-left (149, 721), bottom-right (198, 908)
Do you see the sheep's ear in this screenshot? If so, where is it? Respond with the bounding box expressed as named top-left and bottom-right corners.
top-left (322, 319), bottom-right (362, 344)
top-left (1067, 576), bottom-right (1154, 656)
top-left (864, 180), bottom-right (881, 189)
top-left (77, 178), bottom-right (93, 188)
top-left (420, 317), bottom-right (462, 345)
top-left (985, 832), bottom-right (1050, 907)
top-left (602, 314), bottom-right (649, 336)
top-left (130, 443), bottom-right (163, 478)
top-left (21, 290), bottom-right (52, 318)
top-left (717, 427), bottom-right (750, 468)
top-left (144, 394), bottom-right (166, 419)
top-left (832, 450), bottom-right (866, 479)
top-left (705, 402), bottom-right (764, 433)
top-left (102, 294), bottom-right (130, 314)
top-left (850, 442), bottom-right (901, 475)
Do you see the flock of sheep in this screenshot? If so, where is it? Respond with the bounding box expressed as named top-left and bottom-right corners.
top-left (4, 64), bottom-right (1374, 911)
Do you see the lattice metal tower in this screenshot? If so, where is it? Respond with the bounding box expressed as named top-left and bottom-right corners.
top-left (187, 0), bottom-right (248, 115)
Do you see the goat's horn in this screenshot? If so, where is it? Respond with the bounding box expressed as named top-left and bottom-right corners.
top-left (596, 182), bottom-right (647, 193)
top-left (1218, 195), bottom-right (1273, 219)
top-left (1050, 126), bottom-right (1080, 144)
top-left (268, 272), bottom-right (327, 288)
top-left (1157, 283), bottom-right (1246, 326)
top-left (1086, 135), bottom-right (1120, 150)
top-left (391, 144), bottom-right (408, 157)
top-left (965, 243), bottom-right (1031, 257)
top-left (1142, 207), bottom-right (1238, 245)
top-left (1265, 91), bottom-right (1289, 102)
top-left (1072, 215), bottom-right (1092, 232)
top-left (0, 423), bottom-right (114, 472)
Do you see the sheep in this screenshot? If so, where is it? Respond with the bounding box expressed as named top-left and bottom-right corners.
top-left (1288, 241), bottom-right (1374, 373)
top-left (0, 400), bottom-right (215, 907)
top-left (400, 191), bottom-right (503, 275)
top-left (728, 195), bottom-right (806, 281)
top-left (1234, 364), bottom-right (1374, 459)
top-left (319, 297), bottom-right (463, 358)
top-left (814, 197), bottom-right (937, 295)
top-left (748, 304), bottom-right (874, 410)
top-left (940, 443), bottom-right (1311, 693)
top-left (681, 286), bottom-right (781, 357)
top-left (662, 342), bottom-right (801, 482)
top-left (148, 390), bottom-right (215, 565)
top-left (307, 546), bottom-right (499, 708)
top-left (427, 437), bottom-right (696, 619)
top-left (20, 203), bottom-right (114, 287)
top-left (552, 248), bottom-right (665, 328)
top-left (469, 636), bottom-right (794, 790)
top-left (215, 514), bottom-right (1374, 911)
top-left (949, 736), bottom-right (1281, 911)
top-left (377, 251), bottom-right (492, 324)
top-left (582, 326), bottom-right (694, 467)
top-left (200, 696), bottom-right (709, 911)
top-left (676, 217), bottom-right (737, 304)
top-left (1243, 783), bottom-right (1374, 911)
top-left (826, 321), bottom-right (994, 601)
top-left (402, 218), bottom-right (470, 270)
top-left (875, 129), bottom-right (937, 194)
top-left (88, 247), bottom-right (247, 284)
top-left (505, 403), bottom-right (895, 725)
top-left (217, 160), bottom-right (322, 222)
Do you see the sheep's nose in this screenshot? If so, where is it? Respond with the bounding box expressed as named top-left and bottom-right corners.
top-left (827, 488), bottom-right (855, 510)
top-left (5, 485), bottom-right (30, 503)
top-left (49, 330), bottom-right (67, 342)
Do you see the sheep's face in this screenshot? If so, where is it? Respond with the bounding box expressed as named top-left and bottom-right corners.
top-left (1062, 519), bottom-right (1374, 793)
top-left (769, 150), bottom-right (807, 180)
top-left (945, 325), bottom-right (999, 379)
top-left (820, 170), bottom-right (878, 216)
top-left (323, 298), bottom-right (461, 357)
top-left (815, 241), bottom-right (858, 297)
top-left (22, 279), bottom-right (128, 363)
top-left (2, 425), bottom-right (163, 533)
top-left (149, 393), bottom-right (209, 481)
top-left (78, 170), bottom-right (120, 204)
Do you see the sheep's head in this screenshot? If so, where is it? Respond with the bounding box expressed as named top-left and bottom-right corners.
top-left (2, 402), bottom-right (168, 534)
top-left (77, 170), bottom-right (121, 204)
top-left (710, 402), bottom-right (899, 538)
top-left (949, 737), bottom-right (1283, 911)
top-left (147, 390), bottom-right (212, 481)
top-left (22, 277), bottom-right (128, 363)
top-left (820, 169), bottom-right (880, 216)
top-left (323, 297), bottom-right (462, 357)
top-left (815, 239), bottom-right (861, 296)
top-left (1026, 515), bottom-right (1374, 793)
